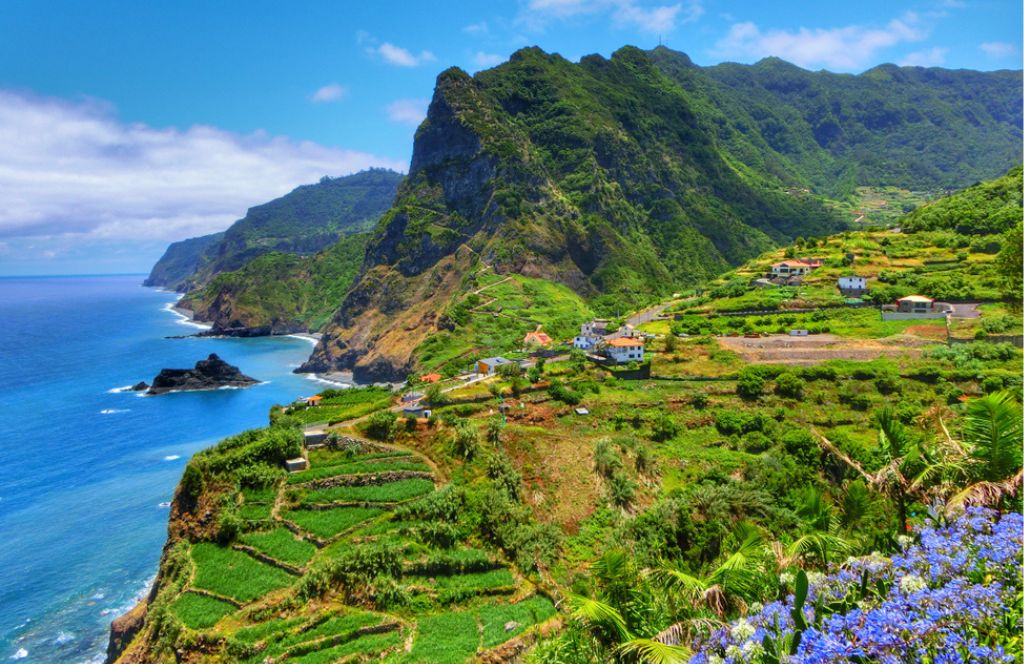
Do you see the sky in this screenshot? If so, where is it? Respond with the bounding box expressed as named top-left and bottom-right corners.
top-left (0, 0), bottom-right (1020, 275)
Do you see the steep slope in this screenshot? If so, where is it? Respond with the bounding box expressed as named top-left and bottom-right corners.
top-left (193, 169), bottom-right (402, 284)
top-left (143, 232), bottom-right (224, 290)
top-left (300, 46), bottom-right (848, 381)
top-left (902, 165), bottom-right (1023, 234)
top-left (179, 232), bottom-right (371, 334)
top-left (652, 49), bottom-right (1022, 194)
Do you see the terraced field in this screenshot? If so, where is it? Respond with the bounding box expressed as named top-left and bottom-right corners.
top-left (163, 438), bottom-right (557, 662)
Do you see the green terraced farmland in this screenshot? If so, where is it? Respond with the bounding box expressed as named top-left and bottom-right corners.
top-left (170, 591), bottom-right (236, 629)
top-left (289, 628), bottom-right (404, 663)
top-left (300, 478), bottom-right (435, 505)
top-left (190, 543), bottom-right (294, 603)
top-left (284, 507), bottom-right (384, 538)
top-left (478, 595), bottom-right (556, 647)
top-left (286, 458), bottom-right (431, 484)
top-left (239, 527), bottom-right (316, 566)
top-left (393, 611), bottom-right (480, 663)
top-left (239, 502), bottom-right (273, 521)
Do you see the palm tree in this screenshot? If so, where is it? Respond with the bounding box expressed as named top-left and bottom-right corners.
top-left (787, 488), bottom-right (851, 567)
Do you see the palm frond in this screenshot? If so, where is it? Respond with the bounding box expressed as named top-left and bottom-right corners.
top-left (615, 638), bottom-right (690, 664)
top-left (567, 593), bottom-right (632, 641)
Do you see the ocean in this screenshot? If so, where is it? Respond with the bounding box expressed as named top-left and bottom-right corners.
top-left (0, 275), bottom-right (335, 662)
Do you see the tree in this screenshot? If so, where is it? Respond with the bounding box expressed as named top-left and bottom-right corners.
top-left (663, 335), bottom-right (677, 353)
top-left (364, 410), bottom-right (398, 441)
top-left (424, 383), bottom-right (449, 406)
top-left (452, 421), bottom-right (480, 460)
top-left (774, 372), bottom-right (804, 399)
top-left (486, 416), bottom-right (505, 448)
top-left (736, 369), bottom-right (765, 400)
top-left (996, 222), bottom-right (1022, 310)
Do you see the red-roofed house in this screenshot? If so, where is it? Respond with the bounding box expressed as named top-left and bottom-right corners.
top-left (770, 259), bottom-right (821, 277)
top-left (420, 373), bottom-right (442, 383)
top-left (603, 337), bottom-right (645, 364)
top-left (523, 331), bottom-right (553, 347)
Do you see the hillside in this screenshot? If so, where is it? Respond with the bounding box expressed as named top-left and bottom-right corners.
top-left (109, 189), bottom-right (1022, 662)
top-left (179, 233), bottom-right (372, 334)
top-left (143, 232), bottom-right (224, 290)
top-left (145, 169), bottom-right (402, 293)
top-left (902, 165), bottom-right (1023, 234)
top-left (301, 46), bottom-right (1021, 383)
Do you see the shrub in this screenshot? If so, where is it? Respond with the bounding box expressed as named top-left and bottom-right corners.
top-left (741, 430), bottom-right (773, 454)
top-left (547, 379), bottom-right (582, 405)
top-left (691, 393), bottom-right (709, 409)
top-left (650, 411), bottom-right (680, 442)
top-left (775, 372), bottom-right (805, 399)
top-left (451, 421), bottom-right (480, 460)
top-left (736, 369), bottom-right (766, 400)
top-left (874, 372), bottom-right (902, 395)
top-left (363, 411), bottom-right (398, 441)
top-left (180, 463), bottom-right (205, 505)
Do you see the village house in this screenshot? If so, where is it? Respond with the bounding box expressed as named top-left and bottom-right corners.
top-left (603, 337), bottom-right (645, 364)
top-left (401, 391), bottom-right (424, 403)
top-left (770, 259), bottom-right (822, 278)
top-left (302, 395), bottom-right (322, 406)
top-left (477, 356), bottom-right (513, 375)
top-left (523, 330), bottom-right (553, 347)
top-left (897, 295), bottom-right (935, 313)
top-left (419, 373), bottom-right (442, 383)
top-left (882, 295), bottom-right (950, 321)
top-left (574, 319), bottom-right (610, 350)
top-left (837, 275), bottom-right (868, 297)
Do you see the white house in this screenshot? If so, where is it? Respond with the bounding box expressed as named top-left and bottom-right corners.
top-left (770, 259), bottom-right (822, 277)
top-left (838, 276), bottom-right (867, 291)
top-left (574, 319), bottom-right (611, 349)
top-left (573, 335), bottom-right (601, 350)
top-left (604, 337), bottom-right (645, 364)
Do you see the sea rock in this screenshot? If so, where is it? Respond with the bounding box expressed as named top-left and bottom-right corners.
top-left (145, 354), bottom-right (258, 395)
top-left (131, 381), bottom-right (149, 392)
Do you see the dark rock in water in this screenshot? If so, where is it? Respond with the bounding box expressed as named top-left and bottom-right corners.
top-left (145, 354), bottom-right (258, 395)
top-left (131, 381), bottom-right (149, 392)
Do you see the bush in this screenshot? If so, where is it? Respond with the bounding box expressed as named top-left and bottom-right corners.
top-left (774, 372), bottom-right (805, 399)
top-left (874, 372), bottom-right (902, 395)
top-left (691, 393), bottom-right (709, 409)
top-left (650, 411), bottom-right (680, 442)
top-left (180, 463), bottom-right (205, 504)
top-left (736, 369), bottom-right (766, 400)
top-left (363, 411), bottom-right (398, 441)
top-left (741, 430), bottom-right (773, 454)
top-left (451, 421), bottom-right (480, 460)
top-left (547, 379), bottom-right (582, 405)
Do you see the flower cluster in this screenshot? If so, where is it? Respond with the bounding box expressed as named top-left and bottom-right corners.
top-left (690, 509), bottom-right (1023, 664)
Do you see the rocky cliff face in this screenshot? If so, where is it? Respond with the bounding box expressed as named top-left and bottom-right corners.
top-left (146, 354), bottom-right (258, 394)
top-left (143, 232), bottom-right (224, 291)
top-left (300, 47), bottom-right (846, 382)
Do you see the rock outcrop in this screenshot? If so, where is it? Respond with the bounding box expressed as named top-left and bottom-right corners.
top-left (145, 354), bottom-right (258, 395)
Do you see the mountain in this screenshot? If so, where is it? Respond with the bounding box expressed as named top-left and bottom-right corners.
top-left (902, 165), bottom-right (1023, 234)
top-left (299, 46), bottom-right (1021, 382)
top-left (145, 169), bottom-right (403, 292)
top-left (143, 232), bottom-right (223, 290)
top-left (179, 232), bottom-right (371, 334)
top-left (652, 50), bottom-right (1022, 194)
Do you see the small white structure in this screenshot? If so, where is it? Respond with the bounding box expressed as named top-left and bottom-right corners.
top-left (604, 337), bottom-right (645, 364)
top-left (573, 335), bottom-right (601, 350)
top-left (789, 329), bottom-right (810, 336)
top-left (838, 276), bottom-right (867, 290)
top-left (574, 407), bottom-right (590, 416)
top-left (477, 357), bottom-right (513, 375)
top-left (285, 457), bottom-right (309, 473)
top-left (403, 405), bottom-right (432, 418)
top-left (581, 319), bottom-right (611, 337)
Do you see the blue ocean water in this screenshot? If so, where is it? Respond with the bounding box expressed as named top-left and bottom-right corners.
top-left (0, 275), bottom-right (332, 662)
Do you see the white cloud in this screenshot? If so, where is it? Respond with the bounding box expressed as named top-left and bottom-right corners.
top-left (386, 98), bottom-right (429, 126)
top-left (713, 13), bottom-right (927, 71)
top-left (522, 0), bottom-right (701, 33)
top-left (899, 47), bottom-right (947, 67)
top-left (371, 42), bottom-right (436, 67)
top-left (980, 41), bottom-right (1018, 59)
top-left (463, 21), bottom-right (489, 35)
top-left (0, 90), bottom-right (406, 249)
top-left (310, 83), bottom-right (348, 103)
top-left (472, 51), bottom-right (505, 68)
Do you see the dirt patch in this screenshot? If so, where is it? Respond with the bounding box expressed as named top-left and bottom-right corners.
top-left (717, 333), bottom-right (934, 365)
top-left (904, 325), bottom-right (948, 341)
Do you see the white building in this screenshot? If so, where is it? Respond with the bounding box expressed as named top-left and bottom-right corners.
top-left (838, 276), bottom-right (867, 290)
top-left (604, 337), bottom-right (645, 364)
top-left (573, 335), bottom-right (601, 350)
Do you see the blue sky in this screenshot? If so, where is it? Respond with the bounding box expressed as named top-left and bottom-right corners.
top-left (0, 0), bottom-right (1020, 274)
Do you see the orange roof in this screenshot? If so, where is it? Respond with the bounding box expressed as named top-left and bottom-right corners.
top-left (524, 331), bottom-right (553, 345)
top-left (420, 373), bottom-right (442, 383)
top-left (607, 337), bottom-right (644, 347)
top-left (306, 395), bottom-right (322, 403)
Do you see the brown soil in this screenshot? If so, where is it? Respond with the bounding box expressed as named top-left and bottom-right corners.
top-left (717, 333), bottom-right (932, 365)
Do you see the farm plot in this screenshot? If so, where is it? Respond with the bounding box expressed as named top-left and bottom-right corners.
top-left (190, 543), bottom-right (294, 603)
top-left (239, 527), bottom-right (316, 566)
top-left (478, 595), bottom-right (556, 647)
top-left (287, 456), bottom-right (430, 485)
top-left (299, 478), bottom-right (435, 505)
top-left (283, 506), bottom-right (384, 539)
top-left (170, 591), bottom-right (236, 629)
top-left (717, 333), bottom-right (932, 365)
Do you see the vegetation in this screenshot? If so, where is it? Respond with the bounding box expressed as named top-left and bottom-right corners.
top-left (190, 543), bottom-right (294, 602)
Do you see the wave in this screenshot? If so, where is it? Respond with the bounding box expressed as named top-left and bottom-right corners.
top-left (304, 373), bottom-right (352, 388)
top-left (9, 648), bottom-right (27, 660)
top-left (53, 632), bottom-right (74, 646)
top-left (286, 333), bottom-right (320, 346)
top-left (107, 385), bottom-right (135, 394)
top-left (158, 502), bottom-right (171, 508)
top-left (160, 302), bottom-right (212, 330)
top-left (163, 455), bottom-right (180, 461)
top-left (99, 408), bottom-right (129, 415)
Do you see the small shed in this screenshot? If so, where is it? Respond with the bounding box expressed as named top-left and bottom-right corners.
top-left (403, 405), bottom-right (431, 418)
top-left (304, 395), bottom-right (323, 406)
top-left (285, 457), bottom-right (309, 473)
top-left (575, 407), bottom-right (590, 416)
top-left (303, 430), bottom-right (327, 446)
top-left (401, 391), bottom-right (424, 403)
top-left (789, 329), bottom-right (810, 336)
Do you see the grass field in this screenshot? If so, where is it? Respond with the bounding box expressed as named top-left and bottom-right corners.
top-left (190, 543), bottom-right (294, 603)
top-left (239, 527), bottom-right (316, 566)
top-left (286, 458), bottom-right (431, 485)
top-left (290, 629), bottom-right (403, 663)
top-left (239, 503), bottom-right (273, 521)
top-left (392, 611), bottom-right (480, 663)
top-left (300, 478), bottom-right (435, 505)
top-left (478, 595), bottom-right (556, 647)
top-left (170, 591), bottom-right (236, 629)
top-left (284, 507), bottom-right (384, 538)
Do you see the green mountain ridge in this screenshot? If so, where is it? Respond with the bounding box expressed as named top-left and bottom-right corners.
top-left (298, 45), bottom-right (1021, 382)
top-left (144, 169), bottom-right (403, 292)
